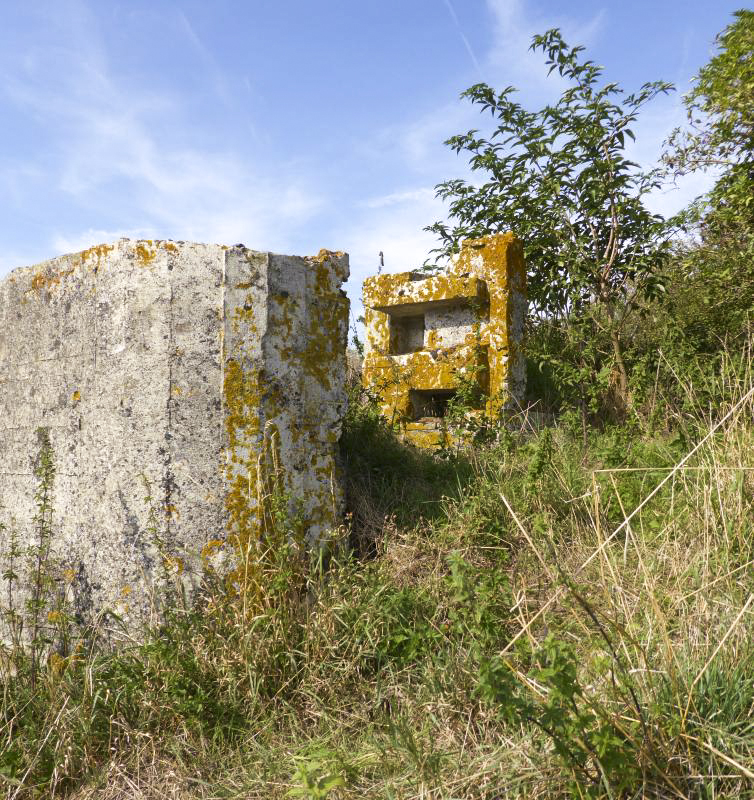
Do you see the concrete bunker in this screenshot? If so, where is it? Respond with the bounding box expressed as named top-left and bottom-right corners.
top-left (362, 233), bottom-right (526, 448)
top-left (0, 239), bottom-right (350, 632)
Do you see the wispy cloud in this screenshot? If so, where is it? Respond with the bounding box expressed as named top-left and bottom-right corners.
top-left (343, 0), bottom-right (608, 319)
top-left (443, 0), bottom-right (484, 78)
top-left (51, 227), bottom-right (150, 255)
top-left (337, 187), bottom-right (446, 322)
top-left (628, 93), bottom-right (719, 218)
top-left (0, 0), bottom-right (720, 293)
top-left (485, 0), bottom-right (606, 97)
top-left (363, 0), bottom-right (611, 177)
top-left (344, 0), bottom-right (717, 326)
top-left (176, 9), bottom-right (235, 107)
top-left (362, 187), bottom-right (436, 209)
top-left (0, 0), bottom-right (325, 265)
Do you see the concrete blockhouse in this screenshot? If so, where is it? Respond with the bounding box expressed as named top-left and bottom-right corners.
top-left (362, 233), bottom-right (526, 447)
top-left (0, 239), bottom-right (349, 631)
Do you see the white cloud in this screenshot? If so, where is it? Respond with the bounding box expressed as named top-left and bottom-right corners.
top-left (0, 0), bottom-right (720, 298)
top-left (342, 0), bottom-right (719, 344)
top-left (485, 0), bottom-right (606, 98)
top-left (481, 0), bottom-right (717, 217)
top-left (361, 0), bottom-right (612, 181)
top-left (345, 0), bottom-right (612, 325)
top-left (51, 227), bottom-right (151, 255)
top-left (0, 0), bottom-right (325, 265)
top-left (362, 187), bottom-right (436, 209)
top-left (175, 10), bottom-right (235, 108)
top-left (336, 186), bottom-right (447, 334)
top-left (0, 249), bottom-right (43, 275)
top-left (624, 92), bottom-right (718, 218)
top-left (356, 98), bottom-right (470, 179)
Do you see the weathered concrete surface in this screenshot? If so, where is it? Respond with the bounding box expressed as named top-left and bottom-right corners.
top-left (362, 233), bottom-right (526, 447)
top-left (0, 239), bottom-right (349, 631)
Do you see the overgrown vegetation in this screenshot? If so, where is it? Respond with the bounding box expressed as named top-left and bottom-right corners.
top-left (428, 30), bottom-right (672, 412)
top-left (3, 358), bottom-right (754, 798)
top-left (1, 12), bottom-right (753, 799)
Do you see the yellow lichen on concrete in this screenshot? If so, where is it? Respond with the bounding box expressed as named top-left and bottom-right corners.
top-left (29, 266), bottom-right (73, 294)
top-left (26, 243), bottom-right (119, 301)
top-left (222, 357), bottom-right (262, 555)
top-left (363, 271), bottom-right (488, 312)
top-left (135, 241), bottom-right (157, 265)
top-left (454, 233), bottom-right (526, 416)
top-left (221, 247), bottom-right (349, 568)
top-left (362, 232), bottom-right (526, 447)
top-left (302, 252), bottom-right (349, 392)
top-left (403, 426), bottom-right (449, 449)
top-left (24, 243), bottom-right (115, 300)
top-left (80, 243), bottom-right (115, 266)
top-left (1, 238), bottom-right (349, 633)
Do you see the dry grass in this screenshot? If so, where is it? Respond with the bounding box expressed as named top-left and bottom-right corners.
top-left (68, 753), bottom-right (198, 800)
top-left (4, 364), bottom-right (754, 798)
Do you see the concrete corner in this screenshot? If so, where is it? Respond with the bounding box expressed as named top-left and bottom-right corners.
top-left (0, 239), bottom-right (349, 633)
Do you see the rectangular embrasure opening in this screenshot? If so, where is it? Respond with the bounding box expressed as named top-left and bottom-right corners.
top-left (389, 314), bottom-right (425, 355)
top-left (409, 389), bottom-right (457, 420)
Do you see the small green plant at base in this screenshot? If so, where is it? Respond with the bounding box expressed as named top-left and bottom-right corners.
top-left (445, 551), bottom-right (512, 654)
top-left (0, 512), bottom-right (23, 657)
top-left (26, 427), bottom-right (60, 688)
top-left (288, 749), bottom-right (346, 799)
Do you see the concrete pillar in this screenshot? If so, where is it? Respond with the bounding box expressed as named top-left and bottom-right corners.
top-left (0, 239), bottom-right (349, 632)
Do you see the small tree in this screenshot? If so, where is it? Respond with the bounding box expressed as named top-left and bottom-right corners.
top-left (665, 10), bottom-right (753, 180)
top-left (429, 30), bottom-right (673, 412)
top-left (664, 11), bottom-right (754, 349)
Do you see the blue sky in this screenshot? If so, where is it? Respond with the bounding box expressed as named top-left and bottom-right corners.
top-left (0, 0), bottom-right (739, 320)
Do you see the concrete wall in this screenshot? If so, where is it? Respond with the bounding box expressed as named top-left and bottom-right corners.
top-left (425, 304), bottom-right (477, 350)
top-left (0, 239), bottom-right (349, 632)
top-left (362, 233), bottom-right (526, 447)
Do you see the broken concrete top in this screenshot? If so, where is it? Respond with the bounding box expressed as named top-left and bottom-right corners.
top-left (363, 272), bottom-right (488, 315)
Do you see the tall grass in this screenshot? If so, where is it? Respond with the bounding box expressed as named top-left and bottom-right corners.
top-left (2, 351), bottom-right (754, 798)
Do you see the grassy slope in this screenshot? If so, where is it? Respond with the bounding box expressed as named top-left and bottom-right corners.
top-left (2, 376), bottom-right (754, 798)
